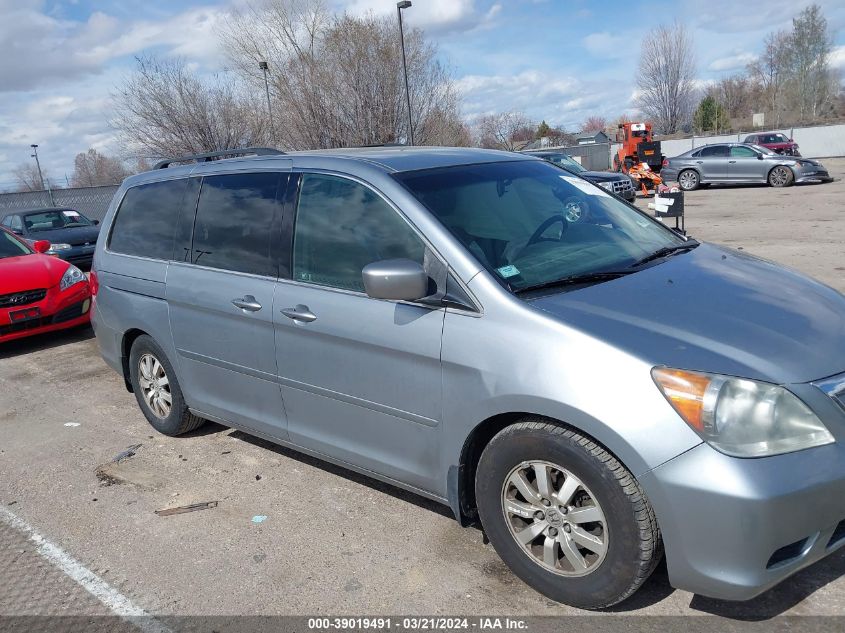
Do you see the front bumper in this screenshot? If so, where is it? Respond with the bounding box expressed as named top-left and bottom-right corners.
top-left (56, 243), bottom-right (96, 268)
top-left (795, 168), bottom-right (833, 184)
top-left (0, 281), bottom-right (92, 343)
top-left (641, 440), bottom-right (845, 601)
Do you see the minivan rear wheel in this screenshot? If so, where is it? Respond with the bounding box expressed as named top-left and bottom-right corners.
top-left (129, 335), bottom-right (205, 436)
top-left (475, 418), bottom-right (662, 609)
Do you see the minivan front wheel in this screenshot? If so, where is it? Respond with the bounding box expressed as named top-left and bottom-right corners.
top-left (475, 419), bottom-right (661, 609)
top-left (129, 335), bottom-right (205, 436)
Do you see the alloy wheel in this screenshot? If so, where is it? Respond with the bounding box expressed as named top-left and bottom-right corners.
top-left (769, 166), bottom-right (790, 186)
top-left (679, 171), bottom-right (698, 190)
top-left (138, 353), bottom-right (172, 419)
top-left (501, 460), bottom-right (608, 577)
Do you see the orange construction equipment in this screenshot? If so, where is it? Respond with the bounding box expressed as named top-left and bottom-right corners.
top-left (614, 122), bottom-right (665, 195)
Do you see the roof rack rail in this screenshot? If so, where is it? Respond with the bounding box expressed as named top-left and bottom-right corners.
top-left (354, 142), bottom-right (408, 148)
top-left (153, 147), bottom-right (285, 170)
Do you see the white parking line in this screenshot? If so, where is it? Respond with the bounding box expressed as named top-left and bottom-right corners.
top-left (0, 504), bottom-right (171, 633)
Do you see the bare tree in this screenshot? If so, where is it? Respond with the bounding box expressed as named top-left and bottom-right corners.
top-left (747, 31), bottom-right (792, 126)
top-left (787, 4), bottom-right (836, 121)
top-left (635, 23), bottom-right (697, 134)
top-left (219, 0), bottom-right (465, 149)
top-left (475, 111), bottom-right (533, 151)
top-left (112, 56), bottom-right (269, 159)
top-left (12, 163), bottom-right (49, 192)
top-left (708, 75), bottom-right (756, 119)
top-left (581, 116), bottom-right (607, 133)
top-left (71, 148), bottom-right (131, 187)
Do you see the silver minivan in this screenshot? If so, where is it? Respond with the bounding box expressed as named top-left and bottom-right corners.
top-left (92, 147), bottom-right (845, 609)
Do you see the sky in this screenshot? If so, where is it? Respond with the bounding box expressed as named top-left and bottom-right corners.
top-left (1, 0), bottom-right (844, 190)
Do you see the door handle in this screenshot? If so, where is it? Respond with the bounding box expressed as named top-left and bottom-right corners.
top-left (728, 160), bottom-right (737, 163)
top-left (232, 295), bottom-right (262, 312)
top-left (695, 160), bottom-right (703, 164)
top-left (281, 304), bottom-right (317, 323)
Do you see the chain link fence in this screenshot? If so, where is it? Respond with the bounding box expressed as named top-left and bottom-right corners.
top-left (0, 185), bottom-right (119, 222)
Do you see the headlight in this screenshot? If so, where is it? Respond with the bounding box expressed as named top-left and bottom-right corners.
top-left (60, 264), bottom-right (86, 291)
top-left (597, 181), bottom-right (614, 191)
top-left (47, 243), bottom-right (71, 254)
top-left (652, 367), bottom-right (834, 457)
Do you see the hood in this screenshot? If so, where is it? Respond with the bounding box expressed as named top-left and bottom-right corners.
top-left (0, 254), bottom-right (69, 294)
top-left (760, 142), bottom-right (797, 150)
top-left (528, 243), bottom-right (845, 384)
top-left (27, 224), bottom-right (100, 246)
top-left (580, 171), bottom-right (628, 183)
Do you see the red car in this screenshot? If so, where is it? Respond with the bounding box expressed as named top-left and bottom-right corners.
top-left (743, 132), bottom-right (801, 156)
top-left (0, 227), bottom-right (92, 343)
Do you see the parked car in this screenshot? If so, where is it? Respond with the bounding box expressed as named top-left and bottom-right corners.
top-left (93, 147), bottom-right (845, 609)
top-left (743, 132), bottom-right (800, 156)
top-left (661, 143), bottom-right (831, 191)
top-left (525, 151), bottom-right (637, 202)
top-left (0, 227), bottom-right (91, 343)
top-left (0, 207), bottom-right (100, 268)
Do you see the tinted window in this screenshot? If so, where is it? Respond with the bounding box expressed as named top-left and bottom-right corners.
top-left (0, 230), bottom-right (30, 259)
top-left (700, 145), bottom-right (729, 157)
top-left (109, 179), bottom-right (192, 260)
top-left (10, 216), bottom-right (22, 232)
top-left (730, 146), bottom-right (757, 158)
top-left (191, 172), bottom-right (281, 276)
top-left (293, 174), bottom-right (425, 292)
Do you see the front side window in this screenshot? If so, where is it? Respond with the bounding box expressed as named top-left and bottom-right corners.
top-left (109, 179), bottom-right (192, 260)
top-left (395, 160), bottom-right (685, 292)
top-left (191, 173), bottom-right (282, 276)
top-left (23, 209), bottom-right (93, 232)
top-left (730, 146), bottom-right (758, 158)
top-left (0, 230), bottom-right (31, 259)
top-left (293, 174), bottom-right (425, 292)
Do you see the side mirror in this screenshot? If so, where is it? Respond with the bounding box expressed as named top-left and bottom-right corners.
top-left (362, 259), bottom-right (429, 301)
top-left (756, 154), bottom-right (764, 160)
top-left (92, 219), bottom-right (100, 226)
top-left (33, 240), bottom-right (51, 254)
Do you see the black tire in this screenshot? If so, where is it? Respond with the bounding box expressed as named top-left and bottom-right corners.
top-left (768, 165), bottom-right (794, 187)
top-left (677, 169), bottom-right (699, 191)
top-left (128, 335), bottom-right (205, 436)
top-left (475, 418), bottom-right (662, 609)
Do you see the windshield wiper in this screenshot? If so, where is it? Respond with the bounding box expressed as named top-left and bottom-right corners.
top-left (630, 240), bottom-right (699, 268)
top-left (515, 270), bottom-right (634, 295)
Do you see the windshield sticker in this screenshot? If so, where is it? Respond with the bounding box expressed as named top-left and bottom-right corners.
top-left (497, 264), bottom-right (520, 279)
top-left (559, 175), bottom-right (611, 198)
top-left (63, 210), bottom-right (80, 217)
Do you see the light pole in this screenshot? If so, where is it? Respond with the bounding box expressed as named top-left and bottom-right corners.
top-left (30, 144), bottom-right (54, 206)
top-left (396, 1), bottom-right (414, 146)
top-left (259, 61), bottom-right (277, 145)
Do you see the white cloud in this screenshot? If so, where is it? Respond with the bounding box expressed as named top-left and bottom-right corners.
top-left (707, 51), bottom-right (757, 72)
top-left (341, 0), bottom-right (501, 33)
top-left (830, 45), bottom-right (845, 69)
top-left (582, 32), bottom-right (628, 60)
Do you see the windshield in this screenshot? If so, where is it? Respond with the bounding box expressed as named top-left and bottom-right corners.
top-left (542, 154), bottom-right (587, 173)
top-left (24, 209), bottom-right (92, 232)
top-left (0, 230), bottom-right (32, 259)
top-left (761, 134), bottom-right (788, 144)
top-left (395, 160), bottom-right (685, 292)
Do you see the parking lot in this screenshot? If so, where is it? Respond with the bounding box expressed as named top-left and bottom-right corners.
top-left (2, 160), bottom-right (845, 623)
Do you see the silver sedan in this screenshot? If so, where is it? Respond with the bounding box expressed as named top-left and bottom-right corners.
top-left (661, 143), bottom-right (832, 191)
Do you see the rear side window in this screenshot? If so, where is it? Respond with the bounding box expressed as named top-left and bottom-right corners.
top-left (109, 179), bottom-right (192, 260)
top-left (700, 145), bottom-right (729, 157)
top-left (191, 172), bottom-right (282, 276)
top-left (293, 174), bottom-right (425, 292)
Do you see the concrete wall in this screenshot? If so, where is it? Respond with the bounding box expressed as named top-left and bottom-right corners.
top-left (658, 123), bottom-right (845, 159)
